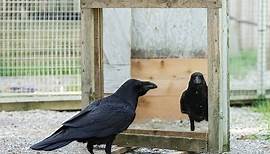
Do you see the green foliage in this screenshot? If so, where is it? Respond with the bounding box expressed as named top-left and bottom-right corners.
top-left (253, 97), bottom-right (270, 114)
top-left (252, 98), bottom-right (270, 139)
top-left (238, 134), bottom-right (270, 141)
top-left (229, 49), bottom-right (257, 78)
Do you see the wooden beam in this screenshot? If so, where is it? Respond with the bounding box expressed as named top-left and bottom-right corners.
top-left (124, 129), bottom-right (207, 139)
top-left (81, 0), bottom-right (221, 9)
top-left (81, 8), bottom-right (95, 108)
top-left (81, 7), bottom-right (104, 108)
top-left (0, 100), bottom-right (81, 111)
top-left (207, 8), bottom-right (222, 153)
top-left (114, 132), bottom-right (207, 153)
top-left (93, 8), bottom-right (104, 100)
top-left (220, 0), bottom-right (230, 151)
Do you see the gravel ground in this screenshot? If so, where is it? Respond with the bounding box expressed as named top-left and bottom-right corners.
top-left (0, 107), bottom-right (269, 154)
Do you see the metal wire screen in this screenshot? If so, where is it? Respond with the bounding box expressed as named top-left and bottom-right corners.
top-left (229, 0), bottom-right (270, 100)
top-left (0, 0), bottom-right (81, 96)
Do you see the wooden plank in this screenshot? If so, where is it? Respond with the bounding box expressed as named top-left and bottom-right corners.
top-left (135, 79), bottom-right (191, 96)
top-left (93, 8), bottom-right (104, 100)
top-left (0, 100), bottom-right (81, 111)
top-left (124, 129), bottom-right (207, 140)
top-left (81, 8), bottom-right (95, 108)
top-left (81, 0), bottom-right (221, 9)
top-left (220, 0), bottom-right (230, 151)
top-left (0, 95), bottom-right (80, 103)
top-left (135, 96), bottom-right (187, 121)
top-left (131, 58), bottom-right (208, 121)
top-left (80, 7), bottom-right (104, 108)
top-left (114, 133), bottom-right (207, 153)
top-left (131, 58), bottom-right (208, 80)
top-left (207, 8), bottom-right (221, 153)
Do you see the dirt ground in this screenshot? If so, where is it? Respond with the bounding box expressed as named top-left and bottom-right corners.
top-left (0, 107), bottom-right (269, 154)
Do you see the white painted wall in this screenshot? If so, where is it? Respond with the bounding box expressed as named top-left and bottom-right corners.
top-left (103, 8), bottom-right (208, 92)
top-left (131, 8), bottom-right (207, 58)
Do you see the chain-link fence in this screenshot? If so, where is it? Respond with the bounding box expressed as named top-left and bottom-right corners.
top-left (1, 0), bottom-right (270, 102)
top-left (0, 0), bottom-right (81, 97)
top-left (229, 0), bottom-right (270, 100)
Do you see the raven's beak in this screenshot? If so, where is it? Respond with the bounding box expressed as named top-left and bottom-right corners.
top-left (143, 81), bottom-right (158, 90)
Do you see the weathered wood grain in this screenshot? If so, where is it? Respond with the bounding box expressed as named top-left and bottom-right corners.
top-left (81, 0), bottom-right (221, 9)
top-left (114, 131), bottom-right (207, 153)
top-left (207, 8), bottom-right (221, 153)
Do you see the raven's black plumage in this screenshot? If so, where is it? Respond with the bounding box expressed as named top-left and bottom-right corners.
top-left (30, 79), bottom-right (157, 154)
top-left (180, 72), bottom-right (208, 131)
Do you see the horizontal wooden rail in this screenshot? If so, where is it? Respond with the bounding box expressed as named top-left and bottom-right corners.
top-left (81, 0), bottom-right (221, 9)
top-left (114, 129), bottom-right (207, 153)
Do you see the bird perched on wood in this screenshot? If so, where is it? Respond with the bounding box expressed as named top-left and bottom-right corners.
top-left (180, 72), bottom-right (208, 131)
top-left (30, 79), bottom-right (157, 154)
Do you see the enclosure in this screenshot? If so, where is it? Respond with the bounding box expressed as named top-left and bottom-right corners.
top-left (1, 0), bottom-right (269, 103)
top-left (229, 0), bottom-right (270, 102)
top-left (0, 0), bottom-right (230, 153)
top-left (79, 0), bottom-right (229, 153)
top-left (2, 0), bottom-right (270, 153)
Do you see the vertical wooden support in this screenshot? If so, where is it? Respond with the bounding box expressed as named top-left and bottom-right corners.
top-left (81, 2), bottom-right (104, 108)
top-left (207, 8), bottom-right (221, 153)
top-left (81, 8), bottom-right (94, 108)
top-left (220, 0), bottom-right (230, 151)
top-left (93, 8), bottom-right (104, 100)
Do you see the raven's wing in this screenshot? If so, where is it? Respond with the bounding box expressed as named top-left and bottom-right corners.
top-left (62, 96), bottom-right (135, 139)
top-left (180, 90), bottom-right (189, 114)
top-left (63, 99), bottom-right (101, 125)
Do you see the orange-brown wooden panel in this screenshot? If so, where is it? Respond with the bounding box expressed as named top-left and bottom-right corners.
top-left (139, 79), bottom-right (187, 96)
top-left (135, 96), bottom-right (188, 121)
top-left (131, 58), bottom-right (208, 80)
top-left (131, 58), bottom-right (208, 121)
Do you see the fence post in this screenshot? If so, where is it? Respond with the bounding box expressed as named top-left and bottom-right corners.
top-left (80, 1), bottom-right (104, 109)
top-left (220, 0), bottom-right (230, 151)
top-left (257, 0), bottom-right (267, 97)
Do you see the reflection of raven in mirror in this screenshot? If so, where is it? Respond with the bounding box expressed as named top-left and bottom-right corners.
top-left (30, 79), bottom-right (157, 154)
top-left (180, 72), bottom-right (208, 131)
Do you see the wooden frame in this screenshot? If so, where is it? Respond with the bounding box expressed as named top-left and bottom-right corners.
top-left (80, 0), bottom-right (229, 153)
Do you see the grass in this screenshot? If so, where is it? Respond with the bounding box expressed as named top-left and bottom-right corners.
top-left (248, 98), bottom-right (270, 141)
top-left (229, 49), bottom-right (257, 78)
top-left (238, 98), bottom-right (270, 141)
top-left (253, 98), bottom-right (270, 120)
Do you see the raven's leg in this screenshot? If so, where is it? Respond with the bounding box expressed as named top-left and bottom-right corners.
top-left (105, 136), bottom-right (116, 154)
top-left (87, 142), bottom-right (94, 154)
top-left (190, 118), bottom-right (195, 131)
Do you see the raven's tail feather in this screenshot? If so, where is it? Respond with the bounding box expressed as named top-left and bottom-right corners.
top-left (30, 126), bottom-right (73, 151)
top-left (30, 140), bottom-right (72, 151)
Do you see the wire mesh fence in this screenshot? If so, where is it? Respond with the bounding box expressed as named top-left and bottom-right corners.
top-left (0, 0), bottom-right (81, 96)
top-left (0, 0), bottom-right (270, 102)
top-left (229, 0), bottom-right (270, 100)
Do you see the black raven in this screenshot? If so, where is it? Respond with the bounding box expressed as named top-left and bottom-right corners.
top-left (180, 72), bottom-right (208, 131)
top-left (30, 79), bottom-right (157, 154)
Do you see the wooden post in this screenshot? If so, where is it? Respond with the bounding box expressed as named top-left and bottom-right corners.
top-left (207, 8), bottom-right (222, 153)
top-left (220, 0), bottom-right (230, 151)
top-left (93, 8), bottom-right (104, 100)
top-left (81, 1), bottom-right (104, 108)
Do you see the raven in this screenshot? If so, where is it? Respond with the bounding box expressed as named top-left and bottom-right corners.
top-left (30, 79), bottom-right (157, 154)
top-left (180, 72), bottom-right (208, 131)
